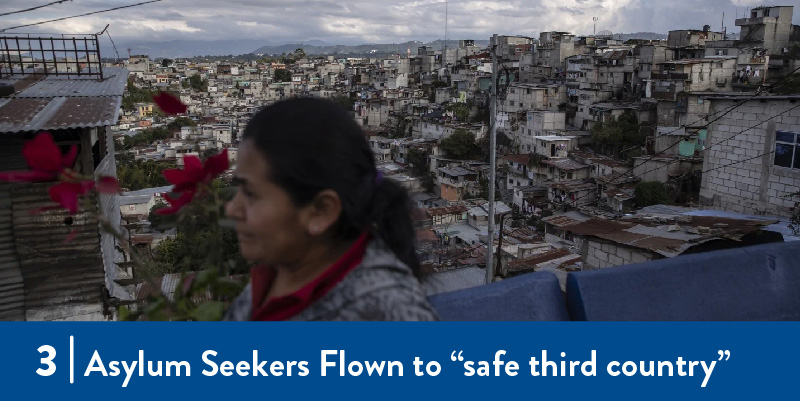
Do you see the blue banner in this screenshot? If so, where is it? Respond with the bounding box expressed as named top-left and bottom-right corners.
top-left (1, 322), bottom-right (796, 400)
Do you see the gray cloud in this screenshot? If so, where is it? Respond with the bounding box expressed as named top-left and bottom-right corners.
top-left (0, 0), bottom-right (797, 45)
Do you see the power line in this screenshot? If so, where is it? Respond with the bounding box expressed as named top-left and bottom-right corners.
top-left (567, 65), bottom-right (800, 205)
top-left (580, 102), bottom-right (800, 207)
top-left (0, 0), bottom-right (163, 32)
top-left (633, 102), bottom-right (800, 180)
top-left (98, 24), bottom-right (121, 61)
top-left (0, 0), bottom-right (72, 18)
top-left (701, 149), bottom-right (774, 174)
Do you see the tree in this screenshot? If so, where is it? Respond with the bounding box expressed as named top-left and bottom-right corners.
top-left (789, 191), bottom-right (800, 235)
top-left (294, 48), bottom-right (307, 61)
top-left (332, 94), bottom-right (355, 111)
top-left (148, 181), bottom-right (248, 275)
top-left (439, 129), bottom-right (479, 160)
top-left (445, 102), bottom-right (470, 122)
top-left (274, 69), bottom-right (292, 83)
top-left (122, 80), bottom-right (159, 110)
top-left (167, 117), bottom-right (196, 131)
top-left (635, 181), bottom-right (672, 207)
top-left (591, 112), bottom-right (645, 159)
top-left (182, 74), bottom-right (208, 92)
top-left (117, 157), bottom-right (177, 190)
top-left (391, 117), bottom-right (411, 139)
top-left (406, 148), bottom-right (429, 177)
top-left (161, 58), bottom-right (173, 67)
top-left (477, 177), bottom-right (500, 200)
top-left (773, 73), bottom-right (800, 95)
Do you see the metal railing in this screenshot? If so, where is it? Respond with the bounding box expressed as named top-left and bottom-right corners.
top-left (0, 33), bottom-right (103, 79)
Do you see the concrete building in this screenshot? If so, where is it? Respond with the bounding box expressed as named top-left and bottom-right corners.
top-left (700, 96), bottom-right (800, 216)
top-left (735, 6), bottom-right (799, 56)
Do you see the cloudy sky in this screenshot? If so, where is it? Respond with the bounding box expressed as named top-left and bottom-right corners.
top-left (0, 0), bottom-right (798, 45)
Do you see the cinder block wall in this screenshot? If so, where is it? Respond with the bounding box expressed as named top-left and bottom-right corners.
top-left (700, 98), bottom-right (800, 216)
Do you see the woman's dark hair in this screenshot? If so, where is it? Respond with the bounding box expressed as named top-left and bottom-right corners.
top-left (242, 97), bottom-right (421, 276)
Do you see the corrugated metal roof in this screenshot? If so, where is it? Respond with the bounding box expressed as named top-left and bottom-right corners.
top-left (14, 68), bottom-right (128, 98)
top-left (0, 96), bottom-right (121, 133)
top-left (10, 183), bottom-right (106, 320)
top-left (567, 216), bottom-right (776, 257)
top-left (0, 67), bottom-right (127, 134)
top-left (541, 158), bottom-right (590, 171)
top-left (0, 183), bottom-right (24, 321)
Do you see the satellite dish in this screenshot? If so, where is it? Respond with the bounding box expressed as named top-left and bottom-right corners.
top-left (597, 30), bottom-right (613, 39)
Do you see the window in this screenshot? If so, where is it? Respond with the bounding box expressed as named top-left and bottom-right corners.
top-left (774, 131), bottom-right (800, 169)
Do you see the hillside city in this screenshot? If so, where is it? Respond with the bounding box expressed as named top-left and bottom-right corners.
top-left (0, 4), bottom-right (799, 320)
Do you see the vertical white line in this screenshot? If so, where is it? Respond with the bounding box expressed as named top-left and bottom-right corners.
top-left (70, 335), bottom-right (74, 384)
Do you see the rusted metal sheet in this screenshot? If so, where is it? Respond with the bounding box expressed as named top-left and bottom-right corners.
top-left (0, 136), bottom-right (26, 320)
top-left (0, 183), bottom-right (24, 320)
top-left (0, 96), bottom-right (121, 133)
top-left (44, 97), bottom-right (121, 130)
top-left (0, 98), bottom-right (51, 132)
top-left (16, 67), bottom-right (128, 98)
top-left (11, 183), bottom-right (106, 321)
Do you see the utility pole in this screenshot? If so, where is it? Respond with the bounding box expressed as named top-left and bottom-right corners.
top-left (486, 34), bottom-right (498, 284)
top-left (593, 17), bottom-right (598, 36)
top-left (442, 0), bottom-right (448, 70)
top-left (496, 213), bottom-right (509, 278)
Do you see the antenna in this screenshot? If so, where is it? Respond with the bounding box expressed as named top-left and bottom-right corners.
top-left (442, 0), bottom-right (448, 69)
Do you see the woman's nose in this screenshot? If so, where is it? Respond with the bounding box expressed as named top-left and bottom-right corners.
top-left (225, 191), bottom-right (244, 221)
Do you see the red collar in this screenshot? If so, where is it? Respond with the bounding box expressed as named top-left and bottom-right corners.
top-left (250, 232), bottom-right (370, 321)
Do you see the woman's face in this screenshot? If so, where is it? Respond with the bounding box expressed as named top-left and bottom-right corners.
top-left (225, 141), bottom-right (310, 266)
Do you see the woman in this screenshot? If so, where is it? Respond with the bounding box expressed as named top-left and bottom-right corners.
top-left (223, 97), bottom-right (438, 321)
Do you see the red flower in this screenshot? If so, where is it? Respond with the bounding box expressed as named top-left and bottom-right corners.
top-left (157, 150), bottom-right (229, 215)
top-left (153, 91), bottom-right (187, 115)
top-left (49, 181), bottom-right (95, 214)
top-left (0, 132), bottom-right (77, 182)
top-left (155, 190), bottom-right (196, 215)
top-left (164, 150), bottom-right (229, 192)
top-left (96, 176), bottom-right (121, 194)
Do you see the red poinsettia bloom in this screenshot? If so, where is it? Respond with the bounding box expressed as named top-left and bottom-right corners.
top-left (155, 190), bottom-right (196, 215)
top-left (157, 150), bottom-right (229, 215)
top-left (153, 91), bottom-right (187, 115)
top-left (96, 176), bottom-right (121, 194)
top-left (49, 180), bottom-right (96, 214)
top-left (0, 132), bottom-right (77, 182)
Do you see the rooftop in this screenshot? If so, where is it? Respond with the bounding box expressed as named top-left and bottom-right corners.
top-left (566, 215), bottom-right (778, 257)
top-left (0, 67), bottom-right (128, 133)
top-left (540, 158), bottom-right (589, 171)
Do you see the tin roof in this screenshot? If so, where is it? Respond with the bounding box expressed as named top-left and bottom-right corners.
top-left (11, 68), bottom-right (128, 98)
top-left (0, 96), bottom-right (121, 132)
top-left (541, 158), bottom-right (590, 171)
top-left (566, 215), bottom-right (777, 257)
top-left (0, 67), bottom-right (127, 134)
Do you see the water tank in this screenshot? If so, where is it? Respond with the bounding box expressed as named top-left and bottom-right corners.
top-left (703, 25), bottom-right (711, 32)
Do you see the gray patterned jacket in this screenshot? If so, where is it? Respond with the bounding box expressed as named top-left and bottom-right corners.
top-left (222, 239), bottom-right (439, 321)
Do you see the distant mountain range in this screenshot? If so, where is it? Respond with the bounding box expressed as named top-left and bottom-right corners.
top-left (112, 31), bottom-right (731, 59)
top-left (251, 39), bottom-right (491, 57)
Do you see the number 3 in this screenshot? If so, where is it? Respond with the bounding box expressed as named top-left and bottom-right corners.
top-left (37, 345), bottom-right (56, 376)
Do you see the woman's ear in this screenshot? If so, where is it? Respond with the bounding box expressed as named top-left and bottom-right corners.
top-left (305, 189), bottom-right (342, 236)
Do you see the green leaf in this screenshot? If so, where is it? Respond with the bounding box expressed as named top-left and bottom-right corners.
top-left (118, 305), bottom-right (130, 321)
top-left (190, 301), bottom-right (226, 321)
